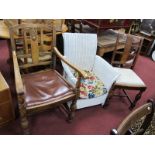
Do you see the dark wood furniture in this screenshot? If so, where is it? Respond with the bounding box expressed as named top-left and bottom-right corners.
top-left (111, 34), bottom-right (144, 69)
top-left (82, 19), bottom-right (134, 34)
top-left (0, 72), bottom-right (15, 127)
top-left (66, 19), bottom-right (83, 33)
top-left (135, 33), bottom-right (155, 56)
top-left (67, 19), bottom-right (133, 34)
top-left (111, 99), bottom-right (155, 135)
top-left (66, 20), bottom-right (134, 57)
top-left (9, 23), bottom-right (85, 134)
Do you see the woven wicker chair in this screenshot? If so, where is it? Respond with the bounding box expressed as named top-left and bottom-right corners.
top-left (60, 33), bottom-right (120, 109)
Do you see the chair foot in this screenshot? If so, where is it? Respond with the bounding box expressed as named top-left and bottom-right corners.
top-left (129, 104), bottom-right (135, 110)
top-left (21, 118), bottom-right (30, 134)
top-left (67, 112), bottom-right (75, 123)
top-left (66, 118), bottom-right (72, 123)
top-left (67, 99), bottom-right (76, 123)
top-left (129, 89), bottom-right (144, 110)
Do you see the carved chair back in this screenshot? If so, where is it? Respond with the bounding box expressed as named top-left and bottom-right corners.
top-left (9, 22), bottom-right (56, 70)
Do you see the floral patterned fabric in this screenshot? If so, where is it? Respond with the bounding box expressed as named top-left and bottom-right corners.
top-left (74, 70), bottom-right (107, 99)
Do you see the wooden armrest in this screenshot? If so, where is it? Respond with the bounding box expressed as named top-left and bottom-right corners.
top-left (53, 47), bottom-right (87, 78)
top-left (114, 51), bottom-right (123, 55)
top-left (12, 51), bottom-right (24, 95)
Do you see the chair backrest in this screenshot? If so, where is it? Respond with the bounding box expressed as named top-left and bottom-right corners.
top-left (5, 19), bottom-right (66, 32)
top-left (9, 22), bottom-right (56, 70)
top-left (111, 100), bottom-right (155, 135)
top-left (111, 34), bottom-right (143, 68)
top-left (62, 33), bottom-right (97, 71)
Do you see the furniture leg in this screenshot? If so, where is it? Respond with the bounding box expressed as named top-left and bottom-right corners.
top-left (102, 97), bottom-right (110, 108)
top-left (129, 89), bottom-right (145, 109)
top-left (68, 99), bottom-right (76, 122)
top-left (18, 95), bottom-right (29, 134)
top-left (122, 89), bottom-right (133, 106)
top-left (103, 88), bottom-right (114, 108)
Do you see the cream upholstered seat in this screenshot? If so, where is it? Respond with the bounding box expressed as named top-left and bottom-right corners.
top-left (114, 68), bottom-right (146, 88)
top-left (113, 67), bottom-right (147, 109)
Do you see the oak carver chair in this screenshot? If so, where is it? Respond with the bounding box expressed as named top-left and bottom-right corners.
top-left (60, 33), bottom-right (120, 109)
top-left (111, 33), bottom-right (143, 69)
top-left (9, 23), bottom-right (85, 134)
top-left (110, 99), bottom-right (155, 135)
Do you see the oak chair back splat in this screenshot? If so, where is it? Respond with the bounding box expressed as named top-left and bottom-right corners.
top-left (111, 34), bottom-right (143, 68)
top-left (9, 23), bottom-right (56, 70)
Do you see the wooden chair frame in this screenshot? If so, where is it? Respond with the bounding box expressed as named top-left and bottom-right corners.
top-left (112, 85), bottom-right (146, 109)
top-left (111, 33), bottom-right (144, 69)
top-left (110, 34), bottom-right (146, 109)
top-left (111, 99), bottom-right (155, 135)
top-left (10, 23), bottom-right (86, 134)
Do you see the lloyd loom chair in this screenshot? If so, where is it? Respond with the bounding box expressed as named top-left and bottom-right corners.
top-left (111, 99), bottom-right (155, 135)
top-left (61, 33), bottom-right (120, 109)
top-left (9, 23), bottom-right (85, 134)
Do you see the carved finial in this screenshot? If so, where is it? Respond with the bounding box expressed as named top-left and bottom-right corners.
top-left (30, 28), bottom-right (37, 40)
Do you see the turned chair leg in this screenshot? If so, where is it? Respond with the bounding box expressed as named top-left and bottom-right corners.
top-left (68, 99), bottom-right (76, 122)
top-left (129, 89), bottom-right (145, 109)
top-left (19, 104), bottom-right (29, 134)
top-left (18, 96), bottom-right (30, 134)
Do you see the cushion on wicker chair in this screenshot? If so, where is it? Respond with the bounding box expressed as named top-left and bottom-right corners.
top-left (74, 70), bottom-right (107, 99)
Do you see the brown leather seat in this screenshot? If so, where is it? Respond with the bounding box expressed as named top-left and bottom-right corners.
top-left (23, 70), bottom-right (75, 109)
